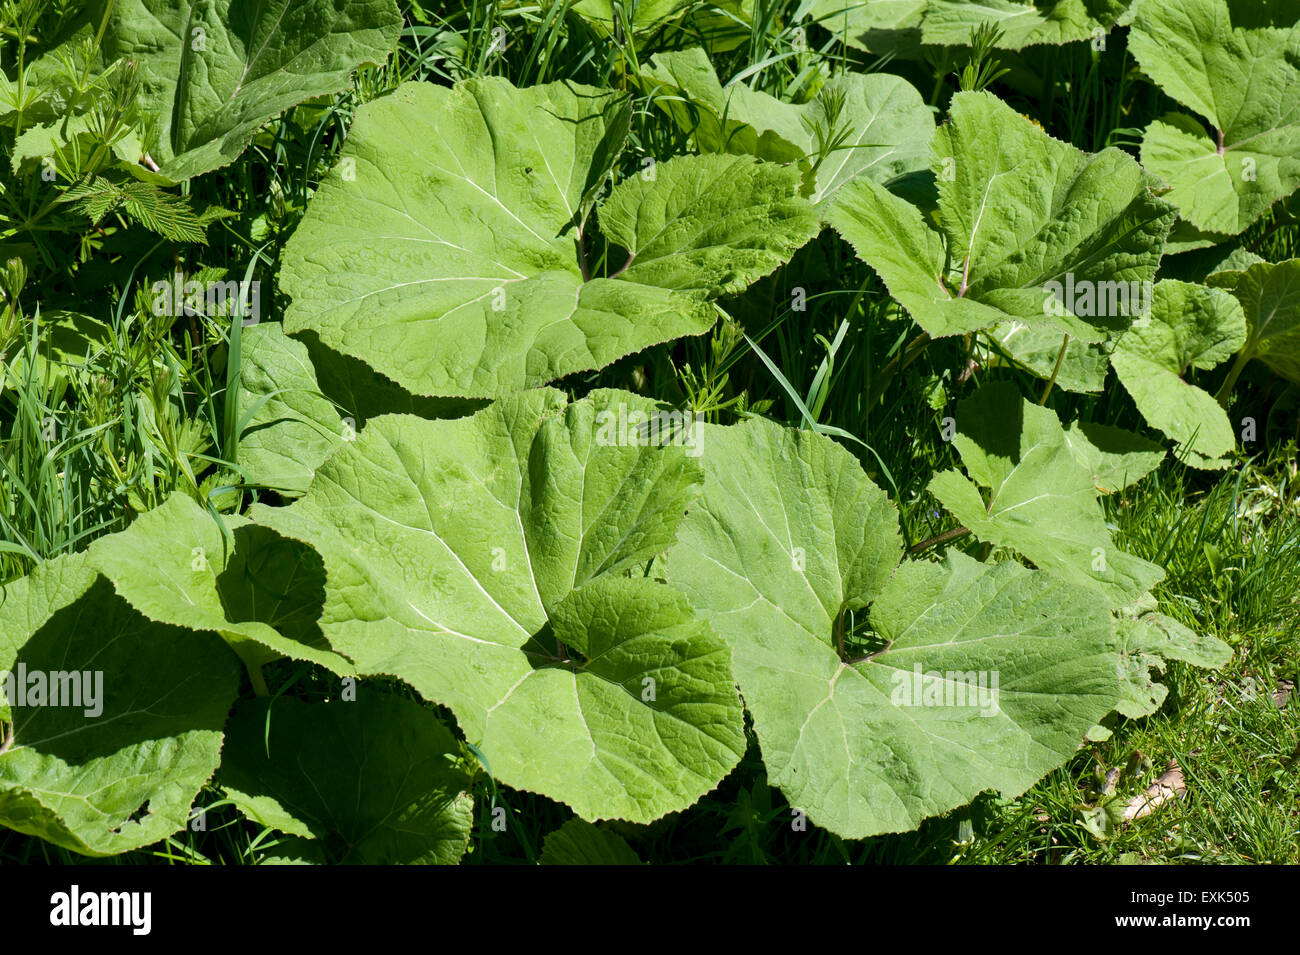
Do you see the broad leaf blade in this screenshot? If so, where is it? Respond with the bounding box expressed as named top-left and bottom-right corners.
top-left (253, 389), bottom-right (745, 822)
top-left (1110, 280), bottom-right (1245, 466)
top-left (811, 0), bottom-right (1133, 52)
top-left (642, 48), bottom-right (934, 205)
top-left (668, 418), bottom-right (1125, 837)
top-left (1062, 421), bottom-right (1166, 494)
top-left (987, 321), bottom-right (1110, 393)
top-left (0, 555), bottom-right (241, 856)
top-left (98, 0), bottom-right (403, 181)
top-left (1213, 259), bottom-right (1300, 383)
top-left (281, 78), bottom-right (817, 399)
top-left (221, 694), bottom-right (473, 864)
top-left (601, 154), bottom-right (820, 294)
top-left (1113, 597), bottom-right (1232, 718)
top-left (1132, 0), bottom-right (1300, 234)
top-left (829, 91), bottom-right (1174, 341)
top-left (236, 324), bottom-right (479, 497)
top-left (87, 494), bottom-right (353, 674)
top-left (928, 383), bottom-right (1165, 602)
top-left (829, 176), bottom-right (1006, 337)
top-left (237, 323), bottom-right (348, 497)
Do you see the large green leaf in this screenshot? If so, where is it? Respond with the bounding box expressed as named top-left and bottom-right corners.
top-left (1, 311), bottom-right (113, 397)
top-left (237, 323), bottom-right (348, 498)
top-left (540, 818), bottom-right (641, 865)
top-left (236, 324), bottom-right (481, 497)
top-left (828, 91), bottom-right (1174, 341)
top-left (1113, 595), bottom-right (1232, 719)
top-left (667, 417), bottom-right (1125, 837)
top-left (1110, 280), bottom-right (1245, 466)
top-left (985, 321), bottom-right (1110, 393)
top-left (0, 554), bottom-right (240, 856)
top-left (1062, 421), bottom-right (1165, 494)
top-left (1208, 259), bottom-right (1300, 384)
top-left (568, 0), bottom-right (757, 50)
top-left (220, 694), bottom-right (473, 864)
top-left (1131, 0), bottom-right (1300, 235)
top-left (810, 0), bottom-right (1132, 52)
top-left (280, 77), bottom-right (818, 399)
top-left (86, 494), bottom-right (353, 675)
top-left (570, 0), bottom-right (696, 34)
top-left (928, 383), bottom-right (1165, 602)
top-left (598, 154), bottom-right (819, 295)
top-left (642, 48), bottom-right (934, 205)
top-left (96, 0), bottom-right (402, 181)
top-left (253, 389), bottom-right (745, 822)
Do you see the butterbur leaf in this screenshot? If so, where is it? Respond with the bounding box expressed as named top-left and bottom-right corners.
top-left (540, 818), bottom-right (641, 865)
top-left (1209, 259), bottom-right (1300, 384)
top-left (281, 77), bottom-right (818, 399)
top-left (1113, 643), bottom-right (1168, 720)
top-left (599, 154), bottom-right (821, 295)
top-left (237, 324), bottom-right (486, 497)
top-left (810, 0), bottom-right (1133, 52)
top-left (642, 48), bottom-right (807, 166)
top-left (1131, 0), bottom-right (1300, 235)
top-left (1113, 596), bottom-right (1232, 718)
top-left (508, 576), bottom-right (744, 822)
top-left (1206, 247), bottom-right (1268, 282)
top-left (0, 554), bottom-right (241, 856)
top-left (237, 323), bottom-right (346, 497)
top-left (97, 0), bottom-right (403, 181)
top-left (642, 48), bottom-right (934, 205)
top-left (570, 0), bottom-right (695, 35)
top-left (928, 383), bottom-right (1165, 603)
top-left (915, 0), bottom-right (1131, 47)
top-left (86, 494), bottom-right (353, 675)
top-left (253, 389), bottom-right (745, 822)
top-left (988, 322), bottom-right (1110, 393)
top-left (220, 695), bottom-right (473, 865)
top-left (1062, 421), bottom-right (1166, 494)
top-left (296, 331), bottom-right (482, 424)
top-left (828, 91), bottom-right (1174, 341)
top-left (1110, 280), bottom-right (1245, 467)
top-left (1, 311), bottom-right (112, 394)
top-left (237, 324), bottom-right (477, 497)
top-left (668, 418), bottom-right (1125, 837)
top-left (831, 176), bottom-right (1004, 337)
top-left (1131, 610), bottom-right (1231, 671)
